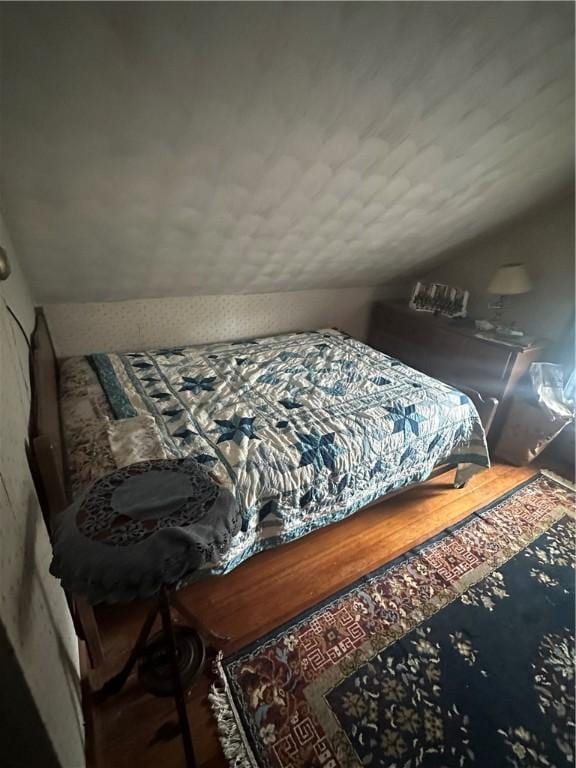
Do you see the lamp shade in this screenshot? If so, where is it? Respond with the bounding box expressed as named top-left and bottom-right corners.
top-left (488, 263), bottom-right (532, 295)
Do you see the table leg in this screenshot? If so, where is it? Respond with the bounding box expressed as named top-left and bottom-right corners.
top-left (159, 588), bottom-right (197, 768)
top-left (95, 601), bottom-right (159, 702)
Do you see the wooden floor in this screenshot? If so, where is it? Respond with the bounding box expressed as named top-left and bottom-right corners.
top-left (87, 463), bottom-right (536, 768)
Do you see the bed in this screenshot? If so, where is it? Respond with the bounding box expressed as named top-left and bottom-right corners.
top-left (56, 326), bottom-right (490, 578)
top-left (30, 310), bottom-right (495, 666)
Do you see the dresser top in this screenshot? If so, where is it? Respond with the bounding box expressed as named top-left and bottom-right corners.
top-left (376, 301), bottom-right (546, 352)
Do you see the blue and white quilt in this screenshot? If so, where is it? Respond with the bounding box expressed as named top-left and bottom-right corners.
top-left (90, 329), bottom-right (489, 574)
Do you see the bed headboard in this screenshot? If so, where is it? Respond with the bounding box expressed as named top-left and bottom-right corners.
top-left (30, 307), bottom-right (69, 531)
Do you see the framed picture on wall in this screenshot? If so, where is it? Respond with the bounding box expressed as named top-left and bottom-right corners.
top-left (409, 281), bottom-right (469, 318)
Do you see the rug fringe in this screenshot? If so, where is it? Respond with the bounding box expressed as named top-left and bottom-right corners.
top-left (208, 651), bottom-right (259, 768)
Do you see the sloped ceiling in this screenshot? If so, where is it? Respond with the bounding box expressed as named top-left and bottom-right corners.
top-left (1, 2), bottom-right (574, 303)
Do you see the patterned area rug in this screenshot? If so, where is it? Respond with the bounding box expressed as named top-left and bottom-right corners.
top-left (210, 474), bottom-right (575, 768)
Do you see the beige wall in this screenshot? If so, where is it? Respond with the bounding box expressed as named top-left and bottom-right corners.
top-left (0, 213), bottom-right (85, 767)
top-left (422, 192), bottom-right (574, 342)
top-left (44, 286), bottom-right (387, 358)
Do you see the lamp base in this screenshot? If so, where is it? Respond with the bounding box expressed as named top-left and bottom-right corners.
top-left (488, 295), bottom-right (505, 327)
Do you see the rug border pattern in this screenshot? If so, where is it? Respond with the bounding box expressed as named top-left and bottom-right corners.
top-left (209, 472), bottom-right (574, 768)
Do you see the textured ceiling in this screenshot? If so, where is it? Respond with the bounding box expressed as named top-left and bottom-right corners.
top-left (1, 2), bottom-right (574, 303)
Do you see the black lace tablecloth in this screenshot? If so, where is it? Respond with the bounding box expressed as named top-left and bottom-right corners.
top-left (50, 458), bottom-right (240, 604)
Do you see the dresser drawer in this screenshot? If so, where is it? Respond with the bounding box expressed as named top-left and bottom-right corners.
top-left (369, 303), bottom-right (512, 398)
top-left (423, 327), bottom-right (513, 400)
top-left (368, 302), bottom-right (545, 446)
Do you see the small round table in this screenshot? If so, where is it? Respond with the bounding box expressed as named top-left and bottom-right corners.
top-left (51, 458), bottom-right (241, 768)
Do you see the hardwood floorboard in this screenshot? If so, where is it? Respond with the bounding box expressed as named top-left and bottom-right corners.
top-left (87, 464), bottom-right (536, 768)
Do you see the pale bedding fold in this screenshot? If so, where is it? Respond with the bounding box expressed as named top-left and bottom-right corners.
top-left (106, 414), bottom-right (168, 468)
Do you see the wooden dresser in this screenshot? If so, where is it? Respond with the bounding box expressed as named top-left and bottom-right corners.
top-left (368, 301), bottom-right (546, 447)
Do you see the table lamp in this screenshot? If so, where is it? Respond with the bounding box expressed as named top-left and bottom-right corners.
top-left (488, 263), bottom-right (532, 335)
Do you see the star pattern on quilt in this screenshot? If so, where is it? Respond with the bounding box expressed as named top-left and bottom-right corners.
top-left (155, 347), bottom-right (187, 357)
top-left (215, 416), bottom-right (260, 444)
top-left (258, 372), bottom-right (282, 385)
top-left (400, 445), bottom-right (418, 463)
top-left (451, 392), bottom-right (471, 406)
top-left (193, 453), bottom-right (217, 465)
top-left (299, 487), bottom-right (315, 507)
top-left (172, 427), bottom-right (196, 441)
top-left (295, 432), bottom-right (339, 471)
top-left (385, 404), bottom-right (426, 436)
top-left (318, 382), bottom-right (347, 397)
top-left (149, 391), bottom-right (172, 400)
top-left (428, 433), bottom-right (443, 454)
top-left (279, 399), bottom-right (303, 410)
top-left (162, 407), bottom-right (185, 418)
top-left (179, 376), bottom-right (217, 394)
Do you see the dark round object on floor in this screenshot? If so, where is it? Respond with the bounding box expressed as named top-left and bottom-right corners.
top-left (138, 626), bottom-right (205, 697)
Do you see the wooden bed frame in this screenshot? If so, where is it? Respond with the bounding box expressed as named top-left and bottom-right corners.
top-left (28, 307), bottom-right (498, 670)
top-left (29, 308), bottom-right (104, 667)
